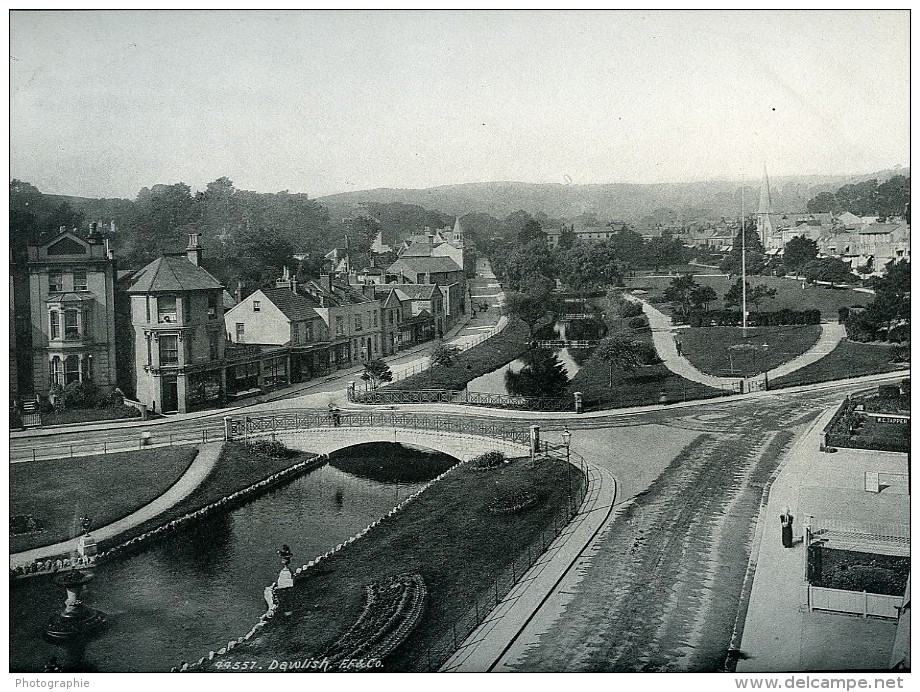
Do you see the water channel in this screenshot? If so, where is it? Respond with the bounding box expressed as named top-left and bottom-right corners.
top-left (465, 321), bottom-right (587, 396)
top-left (9, 443), bottom-right (456, 673)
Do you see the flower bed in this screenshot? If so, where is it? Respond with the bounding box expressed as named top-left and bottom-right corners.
top-left (489, 489), bottom-right (539, 515)
top-left (322, 573), bottom-right (427, 664)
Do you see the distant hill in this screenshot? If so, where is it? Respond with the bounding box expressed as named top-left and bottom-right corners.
top-left (318, 167), bottom-right (910, 223)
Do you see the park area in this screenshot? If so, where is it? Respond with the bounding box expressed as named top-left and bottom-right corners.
top-left (213, 453), bottom-right (585, 672)
top-left (9, 447), bottom-right (197, 553)
top-left (678, 325), bottom-right (822, 377)
top-left (626, 273), bottom-right (872, 318)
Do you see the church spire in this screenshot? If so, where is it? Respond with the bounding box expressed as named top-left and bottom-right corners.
top-left (756, 166), bottom-right (775, 248)
top-left (758, 166), bottom-right (773, 215)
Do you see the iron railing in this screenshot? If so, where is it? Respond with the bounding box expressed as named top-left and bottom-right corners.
top-left (347, 387), bottom-right (572, 412)
top-left (227, 410), bottom-right (534, 447)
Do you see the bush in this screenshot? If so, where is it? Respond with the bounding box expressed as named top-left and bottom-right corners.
top-left (469, 451), bottom-right (506, 470)
top-left (682, 308), bottom-right (820, 328)
top-left (618, 302), bottom-right (644, 319)
top-left (888, 325), bottom-right (910, 343)
top-left (844, 312), bottom-right (880, 342)
top-left (63, 380), bottom-right (101, 409)
top-left (628, 315), bottom-right (649, 330)
top-left (248, 439), bottom-right (298, 459)
top-left (838, 307), bottom-right (849, 324)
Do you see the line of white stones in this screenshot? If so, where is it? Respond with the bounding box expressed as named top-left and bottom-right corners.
top-left (175, 455), bottom-right (470, 672)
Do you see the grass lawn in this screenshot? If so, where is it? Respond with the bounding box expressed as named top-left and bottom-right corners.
top-left (383, 317), bottom-right (536, 392)
top-left (38, 405), bottom-right (143, 426)
top-left (770, 340), bottom-right (905, 389)
top-left (9, 448), bottom-right (197, 553)
top-left (212, 454), bottom-right (584, 672)
top-left (96, 442), bottom-right (322, 551)
top-left (814, 548), bottom-right (909, 596)
top-left (678, 325), bottom-right (822, 377)
top-left (626, 274), bottom-right (872, 319)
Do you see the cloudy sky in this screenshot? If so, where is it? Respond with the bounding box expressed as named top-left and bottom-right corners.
top-left (9, 10), bottom-right (909, 199)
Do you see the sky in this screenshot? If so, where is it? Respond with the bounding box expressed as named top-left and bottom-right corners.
top-left (9, 10), bottom-right (910, 200)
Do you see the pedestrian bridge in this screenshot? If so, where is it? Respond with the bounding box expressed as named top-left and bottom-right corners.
top-left (224, 411), bottom-right (533, 461)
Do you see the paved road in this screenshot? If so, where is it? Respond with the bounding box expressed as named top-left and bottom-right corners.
top-left (491, 386), bottom-right (860, 672)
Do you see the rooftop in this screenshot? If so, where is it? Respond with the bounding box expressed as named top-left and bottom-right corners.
top-left (259, 287), bottom-right (321, 322)
top-left (125, 254), bottom-right (224, 294)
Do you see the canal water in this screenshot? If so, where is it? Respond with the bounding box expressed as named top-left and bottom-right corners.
top-left (465, 322), bottom-right (583, 396)
top-left (9, 443), bottom-right (456, 673)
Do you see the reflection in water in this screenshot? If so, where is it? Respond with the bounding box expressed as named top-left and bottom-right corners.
top-left (10, 444), bottom-right (454, 673)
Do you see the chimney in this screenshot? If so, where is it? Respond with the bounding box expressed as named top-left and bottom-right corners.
top-left (111, 220), bottom-right (116, 234)
top-left (362, 284), bottom-right (375, 300)
top-left (186, 233), bottom-right (203, 266)
top-left (104, 238), bottom-right (113, 259)
top-left (235, 281), bottom-right (243, 304)
top-left (321, 272), bottom-right (333, 294)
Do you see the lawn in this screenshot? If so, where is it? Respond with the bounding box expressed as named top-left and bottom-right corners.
top-left (211, 454), bottom-right (585, 672)
top-left (9, 447), bottom-right (197, 553)
top-left (678, 325), bottom-right (822, 377)
top-left (382, 316), bottom-right (537, 392)
top-left (812, 548), bottom-right (909, 596)
top-left (626, 274), bottom-right (872, 320)
top-left (770, 340), bottom-right (905, 390)
top-left (39, 405), bottom-right (143, 426)
top-left (96, 442), bottom-right (323, 551)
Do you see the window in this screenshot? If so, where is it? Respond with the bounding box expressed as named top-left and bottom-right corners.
top-left (73, 270), bottom-right (88, 291)
top-left (252, 300), bottom-right (261, 312)
top-left (373, 311), bottom-right (378, 327)
top-left (389, 310), bottom-right (395, 324)
top-left (306, 322), bottom-right (313, 342)
top-left (235, 323), bottom-right (245, 342)
top-left (208, 292), bottom-right (218, 320)
top-left (335, 316), bottom-right (345, 336)
top-left (49, 272), bottom-right (63, 292)
top-left (50, 356), bottom-right (63, 386)
top-left (50, 311), bottom-right (60, 339)
top-left (291, 324), bottom-right (301, 345)
top-left (209, 332), bottom-right (220, 361)
top-left (158, 296), bottom-right (177, 323)
top-left (354, 315), bottom-right (363, 332)
top-left (183, 297), bottom-right (192, 324)
top-left (64, 354), bottom-right (81, 385)
top-left (159, 335), bottom-right (179, 365)
top-left (64, 310), bottom-right (80, 340)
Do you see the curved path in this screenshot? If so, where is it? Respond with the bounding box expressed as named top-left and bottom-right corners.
top-left (633, 297), bottom-right (847, 389)
top-left (10, 442), bottom-right (223, 569)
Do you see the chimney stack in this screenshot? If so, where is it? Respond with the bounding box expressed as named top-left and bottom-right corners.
top-left (235, 281), bottom-right (243, 304)
top-left (186, 233), bottom-right (203, 266)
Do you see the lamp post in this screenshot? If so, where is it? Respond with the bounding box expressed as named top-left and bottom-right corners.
top-left (561, 428), bottom-right (573, 515)
top-left (761, 343), bottom-right (769, 373)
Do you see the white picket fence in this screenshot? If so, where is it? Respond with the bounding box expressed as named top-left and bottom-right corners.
top-left (808, 585), bottom-right (903, 619)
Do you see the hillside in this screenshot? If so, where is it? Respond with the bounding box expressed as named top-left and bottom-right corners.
top-left (318, 168), bottom-right (910, 223)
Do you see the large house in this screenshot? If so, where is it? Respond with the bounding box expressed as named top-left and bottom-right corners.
top-left (385, 255), bottom-right (466, 329)
top-left (118, 235), bottom-right (227, 414)
top-left (13, 225), bottom-right (120, 400)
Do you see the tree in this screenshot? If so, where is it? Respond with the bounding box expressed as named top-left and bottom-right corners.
top-left (360, 359), bottom-right (393, 390)
top-left (866, 259), bottom-right (910, 335)
top-left (559, 241), bottom-right (621, 295)
top-left (504, 291), bottom-right (550, 334)
top-left (430, 342), bottom-right (461, 368)
top-left (594, 334), bottom-right (660, 386)
top-left (806, 191), bottom-right (840, 214)
top-left (517, 219), bottom-right (546, 244)
top-left (803, 257), bottom-right (856, 288)
top-left (505, 350), bottom-right (569, 398)
top-left (724, 280), bottom-right (777, 311)
top-left (720, 226), bottom-right (765, 276)
top-left (783, 236), bottom-right (818, 274)
top-left (503, 239), bottom-right (556, 291)
top-left (557, 225), bottom-right (576, 249)
top-left (690, 284), bottom-right (718, 311)
top-left (663, 274), bottom-right (699, 316)
top-left (643, 235), bottom-right (686, 272)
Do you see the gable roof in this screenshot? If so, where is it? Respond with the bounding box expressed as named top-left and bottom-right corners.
top-left (125, 254), bottom-right (224, 293)
top-left (387, 256), bottom-right (463, 276)
top-left (393, 284), bottom-right (440, 300)
top-left (260, 287), bottom-right (321, 321)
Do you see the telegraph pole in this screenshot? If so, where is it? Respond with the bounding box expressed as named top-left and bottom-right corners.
top-left (741, 179), bottom-right (748, 337)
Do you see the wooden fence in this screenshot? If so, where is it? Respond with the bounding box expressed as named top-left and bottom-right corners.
top-left (808, 585), bottom-right (903, 619)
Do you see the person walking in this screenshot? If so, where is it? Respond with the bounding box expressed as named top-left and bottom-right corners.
top-left (780, 506), bottom-right (794, 548)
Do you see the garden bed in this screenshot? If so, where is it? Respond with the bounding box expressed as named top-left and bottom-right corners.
top-left (39, 405), bottom-right (143, 426)
top-left (811, 548), bottom-right (909, 596)
top-left (209, 453), bottom-right (585, 672)
top-left (9, 447), bottom-right (197, 553)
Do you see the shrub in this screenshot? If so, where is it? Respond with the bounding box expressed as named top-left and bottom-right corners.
top-left (628, 315), bottom-right (649, 330)
top-left (887, 325), bottom-right (910, 343)
top-left (62, 380), bottom-right (101, 409)
top-left (469, 451), bottom-right (506, 470)
top-left (618, 302), bottom-right (644, 319)
top-left (844, 312), bottom-right (880, 342)
top-left (248, 439), bottom-right (298, 459)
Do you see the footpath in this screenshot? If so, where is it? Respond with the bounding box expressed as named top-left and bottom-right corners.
top-left (10, 442), bottom-right (223, 569)
top-left (635, 298), bottom-right (847, 390)
top-left (735, 407), bottom-right (909, 672)
top-left (441, 457), bottom-right (617, 672)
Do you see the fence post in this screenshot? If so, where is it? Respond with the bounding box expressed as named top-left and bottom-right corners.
top-left (223, 416), bottom-right (232, 442)
top-left (70, 445), bottom-right (73, 458)
top-left (32, 449), bottom-right (36, 462)
top-left (863, 591), bottom-right (868, 618)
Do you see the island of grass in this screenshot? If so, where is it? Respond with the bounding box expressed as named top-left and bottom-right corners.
top-left (677, 324), bottom-right (822, 377)
top-left (95, 441), bottom-right (323, 552)
top-left (382, 316), bottom-right (534, 392)
top-left (9, 447), bottom-right (198, 553)
top-left (770, 340), bottom-right (906, 389)
top-left (207, 453), bottom-right (586, 672)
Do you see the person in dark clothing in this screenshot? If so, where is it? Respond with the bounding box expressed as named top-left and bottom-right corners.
top-left (780, 506), bottom-right (794, 548)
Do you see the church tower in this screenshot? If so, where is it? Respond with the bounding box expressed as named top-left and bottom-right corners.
top-left (452, 217), bottom-right (464, 247)
top-left (756, 166), bottom-right (776, 248)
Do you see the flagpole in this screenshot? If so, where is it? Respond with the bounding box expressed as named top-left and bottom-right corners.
top-left (741, 178), bottom-right (747, 337)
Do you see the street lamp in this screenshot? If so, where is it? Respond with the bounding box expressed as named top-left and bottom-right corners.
top-left (762, 343), bottom-right (769, 373)
top-left (561, 429), bottom-right (573, 515)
